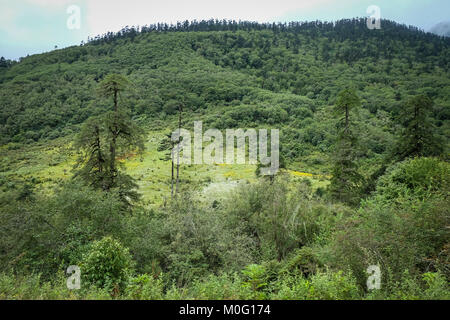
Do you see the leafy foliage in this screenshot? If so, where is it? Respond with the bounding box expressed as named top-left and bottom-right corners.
top-left (81, 236), bottom-right (133, 294)
top-left (393, 95), bottom-right (444, 160)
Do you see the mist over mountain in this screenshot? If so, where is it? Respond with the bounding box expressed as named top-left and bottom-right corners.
top-left (429, 21), bottom-right (450, 37)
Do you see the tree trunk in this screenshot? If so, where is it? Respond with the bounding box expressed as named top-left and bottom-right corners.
top-left (345, 105), bottom-right (349, 133)
top-left (113, 89), bottom-right (118, 112)
top-left (175, 104), bottom-right (182, 195)
top-left (110, 134), bottom-right (117, 187)
top-left (171, 148), bottom-right (174, 200)
top-left (109, 88), bottom-right (119, 189)
top-left (94, 124), bottom-right (106, 189)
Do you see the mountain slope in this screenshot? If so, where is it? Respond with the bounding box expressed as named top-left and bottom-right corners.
top-left (0, 18), bottom-right (448, 169)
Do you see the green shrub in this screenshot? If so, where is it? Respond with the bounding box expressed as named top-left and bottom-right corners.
top-left (124, 274), bottom-right (164, 300)
top-left (0, 272), bottom-right (77, 300)
top-left (422, 272), bottom-right (450, 300)
top-left (280, 247), bottom-right (322, 277)
top-left (158, 195), bottom-right (255, 286)
top-left (81, 236), bottom-right (134, 295)
top-left (0, 181), bottom-right (126, 279)
top-left (190, 273), bottom-right (251, 300)
top-left (271, 270), bottom-right (361, 300)
top-left (0, 273), bottom-right (45, 300)
top-left (307, 270), bottom-right (362, 300)
top-left (164, 284), bottom-right (189, 300)
top-left (270, 273), bottom-right (311, 300)
top-left (226, 177), bottom-right (343, 261)
top-left (375, 157), bottom-right (449, 201)
top-left (241, 264), bottom-right (268, 299)
top-left (330, 158), bottom-right (449, 288)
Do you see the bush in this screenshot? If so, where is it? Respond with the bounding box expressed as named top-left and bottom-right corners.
top-left (375, 157), bottom-right (449, 202)
top-left (370, 269), bottom-right (424, 300)
top-left (280, 247), bottom-right (322, 277)
top-left (157, 195), bottom-right (256, 286)
top-left (307, 270), bottom-right (362, 300)
top-left (124, 274), bottom-right (164, 300)
top-left (422, 272), bottom-right (450, 300)
top-left (190, 273), bottom-right (251, 300)
top-left (270, 274), bottom-right (310, 300)
top-left (241, 264), bottom-right (268, 299)
top-left (0, 272), bottom-right (112, 300)
top-left (329, 158), bottom-right (449, 288)
top-left (0, 181), bottom-right (126, 279)
top-left (81, 236), bottom-right (134, 295)
top-left (225, 177), bottom-right (346, 261)
top-left (271, 270), bottom-right (361, 300)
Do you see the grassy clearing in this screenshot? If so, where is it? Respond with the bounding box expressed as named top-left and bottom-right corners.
top-left (0, 131), bottom-right (330, 206)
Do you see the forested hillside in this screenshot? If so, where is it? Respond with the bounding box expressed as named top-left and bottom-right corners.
top-left (0, 18), bottom-right (448, 300)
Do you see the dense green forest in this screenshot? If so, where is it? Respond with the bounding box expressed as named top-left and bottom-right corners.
top-left (0, 18), bottom-right (448, 300)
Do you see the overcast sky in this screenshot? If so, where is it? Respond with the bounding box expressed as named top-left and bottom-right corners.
top-left (1, 0), bottom-right (449, 60)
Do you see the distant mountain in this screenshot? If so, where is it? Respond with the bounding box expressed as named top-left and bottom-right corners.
top-left (429, 21), bottom-right (450, 37)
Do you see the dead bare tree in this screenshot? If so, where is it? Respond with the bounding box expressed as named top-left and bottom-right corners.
top-left (175, 103), bottom-right (183, 196)
top-left (171, 145), bottom-right (174, 200)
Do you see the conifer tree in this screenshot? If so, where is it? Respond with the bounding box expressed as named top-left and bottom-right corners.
top-left (393, 94), bottom-right (443, 160)
top-left (329, 89), bottom-right (363, 205)
top-left (74, 74), bottom-right (145, 204)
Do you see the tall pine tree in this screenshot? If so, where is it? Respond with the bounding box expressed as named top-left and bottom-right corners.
top-left (329, 89), bottom-right (363, 205)
top-left (74, 74), bottom-right (145, 204)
